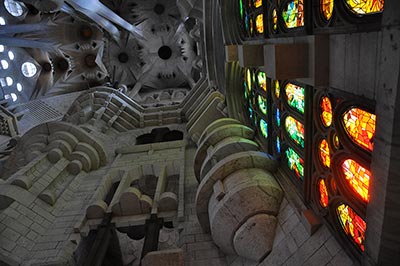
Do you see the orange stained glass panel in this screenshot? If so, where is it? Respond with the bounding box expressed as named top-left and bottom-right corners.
top-left (342, 159), bottom-right (370, 202)
top-left (337, 204), bottom-right (366, 251)
top-left (342, 108), bottom-right (376, 152)
top-left (320, 96), bottom-right (333, 127)
top-left (319, 139), bottom-right (331, 168)
top-left (346, 0), bottom-right (384, 15)
top-left (319, 179), bottom-right (329, 208)
top-left (321, 0), bottom-right (334, 20)
top-left (256, 14), bottom-right (264, 34)
top-left (254, 0), bottom-right (262, 8)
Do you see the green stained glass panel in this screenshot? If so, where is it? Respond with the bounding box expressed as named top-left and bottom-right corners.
top-left (258, 95), bottom-right (267, 115)
top-left (285, 116), bottom-right (305, 148)
top-left (260, 119), bottom-right (268, 138)
top-left (285, 83), bottom-right (305, 114)
top-left (285, 147), bottom-right (304, 180)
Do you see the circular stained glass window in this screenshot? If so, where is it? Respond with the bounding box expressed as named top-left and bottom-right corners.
top-left (4, 0), bottom-right (24, 17)
top-left (21, 62), bottom-right (37, 77)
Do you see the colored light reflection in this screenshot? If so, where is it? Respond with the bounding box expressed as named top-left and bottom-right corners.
top-left (320, 96), bottom-right (333, 127)
top-left (254, 0), bottom-right (262, 8)
top-left (285, 147), bottom-right (304, 180)
top-left (319, 139), bottom-right (331, 168)
top-left (342, 159), bottom-right (370, 202)
top-left (285, 83), bottom-right (305, 114)
top-left (260, 119), bottom-right (268, 138)
top-left (257, 71), bottom-right (267, 91)
top-left (342, 108), bottom-right (376, 152)
top-left (285, 116), bottom-right (305, 148)
top-left (282, 0), bottom-right (304, 28)
top-left (319, 179), bottom-right (329, 208)
top-left (337, 204), bottom-right (366, 251)
top-left (346, 0), bottom-right (384, 15)
top-left (321, 0), bottom-right (334, 20)
top-left (255, 14), bottom-right (264, 34)
top-left (258, 95), bottom-right (267, 115)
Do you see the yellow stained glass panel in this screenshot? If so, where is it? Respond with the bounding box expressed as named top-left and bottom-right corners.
top-left (256, 14), bottom-right (264, 34)
top-left (346, 0), bottom-right (384, 15)
top-left (321, 0), bottom-right (334, 20)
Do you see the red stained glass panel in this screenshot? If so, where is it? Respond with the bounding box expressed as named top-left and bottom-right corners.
top-left (337, 204), bottom-right (366, 251)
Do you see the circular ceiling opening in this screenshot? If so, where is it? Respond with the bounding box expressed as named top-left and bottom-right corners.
top-left (158, 46), bottom-right (172, 60)
top-left (85, 54), bottom-right (97, 68)
top-left (79, 26), bottom-right (93, 40)
top-left (118, 52), bottom-right (129, 63)
top-left (57, 58), bottom-right (69, 71)
top-left (153, 4), bottom-right (165, 15)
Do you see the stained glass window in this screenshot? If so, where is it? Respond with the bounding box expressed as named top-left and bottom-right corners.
top-left (319, 139), bottom-right (331, 168)
top-left (319, 179), bottom-right (329, 208)
top-left (333, 133), bottom-right (340, 149)
top-left (255, 14), bottom-right (264, 34)
top-left (275, 80), bottom-right (280, 98)
top-left (346, 0), bottom-right (384, 15)
top-left (4, 0), bottom-right (24, 17)
top-left (285, 116), bottom-right (305, 148)
top-left (282, 0), bottom-right (304, 28)
top-left (342, 108), bottom-right (376, 152)
top-left (276, 136), bottom-right (281, 154)
top-left (245, 14), bottom-right (250, 33)
top-left (276, 108), bottom-right (280, 127)
top-left (260, 119), bottom-right (268, 138)
top-left (257, 71), bottom-right (267, 91)
top-left (246, 69), bottom-right (253, 92)
top-left (21, 62), bottom-right (37, 78)
top-left (249, 107), bottom-right (253, 119)
top-left (337, 204), bottom-right (366, 251)
top-left (239, 0), bottom-right (244, 19)
top-left (285, 83), bottom-right (305, 114)
top-left (254, 0), bottom-right (262, 8)
top-left (285, 147), bottom-right (304, 180)
top-left (249, 17), bottom-right (254, 35)
top-left (342, 159), bottom-right (370, 202)
top-left (321, 0), bottom-right (334, 20)
top-left (320, 96), bottom-right (333, 127)
top-left (258, 95), bottom-right (267, 115)
top-left (272, 8), bottom-right (278, 32)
